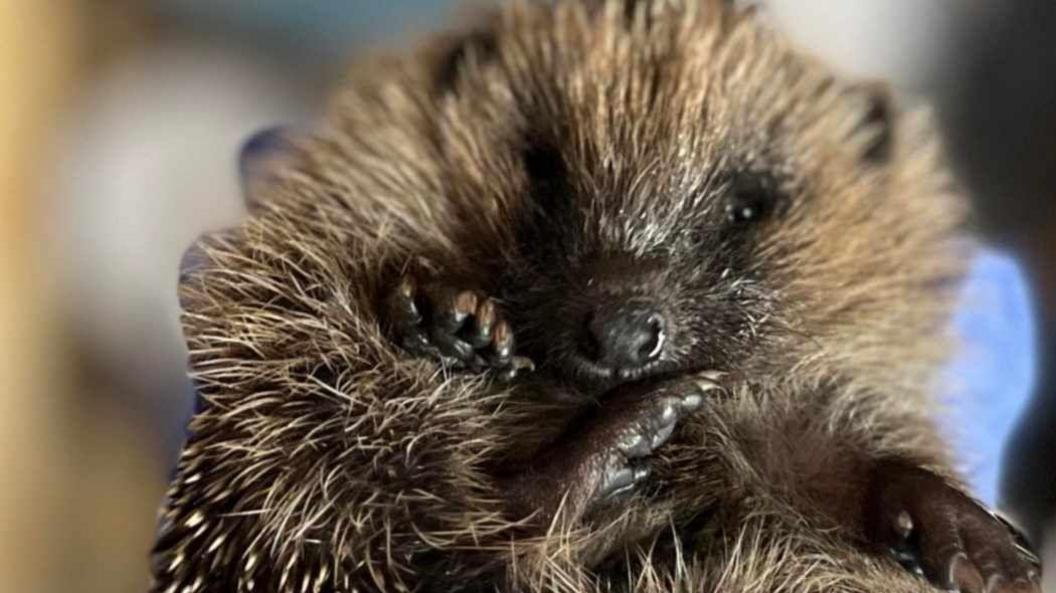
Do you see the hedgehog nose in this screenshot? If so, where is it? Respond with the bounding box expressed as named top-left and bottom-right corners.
top-left (584, 304), bottom-right (667, 369)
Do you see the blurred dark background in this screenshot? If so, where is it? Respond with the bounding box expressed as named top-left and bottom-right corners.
top-left (1, 1), bottom-right (1052, 591)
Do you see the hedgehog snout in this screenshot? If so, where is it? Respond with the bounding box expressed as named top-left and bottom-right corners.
top-left (580, 300), bottom-right (667, 372)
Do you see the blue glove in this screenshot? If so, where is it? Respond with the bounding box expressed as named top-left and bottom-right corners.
top-left (941, 248), bottom-right (1038, 507)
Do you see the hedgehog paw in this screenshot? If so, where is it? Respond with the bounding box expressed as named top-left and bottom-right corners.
top-left (387, 275), bottom-right (534, 380)
top-left (868, 461), bottom-right (1042, 593)
top-left (507, 374), bottom-right (721, 522)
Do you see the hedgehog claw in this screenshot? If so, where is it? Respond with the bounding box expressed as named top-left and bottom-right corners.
top-left (387, 275), bottom-right (534, 379)
top-left (498, 356), bottom-right (535, 382)
top-left (599, 463), bottom-right (651, 500)
top-left (867, 461), bottom-right (1043, 593)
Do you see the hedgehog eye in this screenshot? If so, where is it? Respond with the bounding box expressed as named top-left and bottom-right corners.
top-left (725, 194), bottom-right (768, 224)
top-left (724, 179), bottom-right (779, 226)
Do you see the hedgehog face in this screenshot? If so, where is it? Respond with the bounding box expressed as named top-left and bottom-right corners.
top-left (503, 139), bottom-right (789, 391)
top-left (410, 1), bottom-right (962, 396)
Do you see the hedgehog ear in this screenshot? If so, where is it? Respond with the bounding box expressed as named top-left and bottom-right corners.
top-left (239, 126), bottom-right (297, 212)
top-left (848, 81), bottom-right (895, 165)
top-left (431, 28), bottom-right (498, 95)
top-left (427, 6), bottom-right (500, 96)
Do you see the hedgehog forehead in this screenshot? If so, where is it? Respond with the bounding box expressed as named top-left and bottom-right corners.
top-left (513, 134), bottom-right (729, 261)
top-left (435, 0), bottom-right (906, 266)
top-left (581, 176), bottom-right (723, 255)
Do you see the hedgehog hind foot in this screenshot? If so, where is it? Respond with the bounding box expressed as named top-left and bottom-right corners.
top-left (868, 460), bottom-right (1042, 593)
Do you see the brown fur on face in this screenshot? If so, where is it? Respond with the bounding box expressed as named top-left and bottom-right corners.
top-left (314, 0), bottom-right (966, 398)
top-left (151, 1), bottom-right (976, 592)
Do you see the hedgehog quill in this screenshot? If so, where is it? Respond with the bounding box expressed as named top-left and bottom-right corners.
top-left (151, 1), bottom-right (1043, 592)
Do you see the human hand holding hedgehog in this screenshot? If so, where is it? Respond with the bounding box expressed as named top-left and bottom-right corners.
top-left (151, 2), bottom-right (1044, 592)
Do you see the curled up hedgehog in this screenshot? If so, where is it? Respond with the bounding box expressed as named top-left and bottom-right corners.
top-left (151, 1), bottom-right (1044, 592)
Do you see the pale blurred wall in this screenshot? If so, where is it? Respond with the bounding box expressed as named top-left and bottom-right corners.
top-left (764, 0), bottom-right (993, 88)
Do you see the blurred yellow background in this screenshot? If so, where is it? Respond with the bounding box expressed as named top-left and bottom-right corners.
top-left (0, 2), bottom-right (1052, 592)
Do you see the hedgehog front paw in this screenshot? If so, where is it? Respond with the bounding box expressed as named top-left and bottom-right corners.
top-left (590, 382), bottom-right (706, 502)
top-left (868, 461), bottom-right (1042, 593)
top-left (387, 275), bottom-right (534, 380)
top-left (506, 374), bottom-right (722, 523)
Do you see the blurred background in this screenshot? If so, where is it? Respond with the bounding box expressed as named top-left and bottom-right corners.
top-left (1, 1), bottom-right (1052, 592)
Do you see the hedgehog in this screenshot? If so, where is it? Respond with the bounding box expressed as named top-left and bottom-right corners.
top-left (150, 1), bottom-right (1044, 592)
